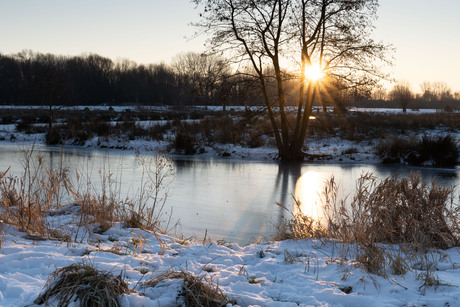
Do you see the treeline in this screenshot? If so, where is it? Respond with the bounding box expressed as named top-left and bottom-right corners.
top-left (0, 50), bottom-right (254, 106)
top-left (1, 50), bottom-right (458, 110)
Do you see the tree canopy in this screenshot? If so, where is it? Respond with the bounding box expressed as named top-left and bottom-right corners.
top-left (192, 0), bottom-right (391, 161)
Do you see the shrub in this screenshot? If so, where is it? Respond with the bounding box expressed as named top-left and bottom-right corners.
top-left (246, 132), bottom-right (265, 148)
top-left (173, 130), bottom-right (197, 155)
top-left (45, 127), bottom-right (63, 145)
top-left (418, 135), bottom-right (458, 166)
top-left (15, 116), bottom-right (35, 134)
top-left (376, 135), bottom-right (458, 166)
top-left (375, 136), bottom-right (418, 164)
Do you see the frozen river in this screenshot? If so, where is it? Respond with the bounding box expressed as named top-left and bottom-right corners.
top-left (0, 143), bottom-right (458, 245)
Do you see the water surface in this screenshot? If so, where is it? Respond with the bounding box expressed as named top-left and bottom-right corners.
top-left (0, 143), bottom-right (458, 245)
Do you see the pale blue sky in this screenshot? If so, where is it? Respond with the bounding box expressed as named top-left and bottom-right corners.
top-left (0, 0), bottom-right (459, 92)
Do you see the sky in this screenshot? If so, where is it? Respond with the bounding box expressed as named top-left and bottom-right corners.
top-left (0, 0), bottom-right (459, 93)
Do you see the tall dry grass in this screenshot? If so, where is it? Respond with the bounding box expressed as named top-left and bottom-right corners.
top-left (0, 146), bottom-right (73, 236)
top-left (0, 146), bottom-right (174, 243)
top-left (324, 172), bottom-right (459, 249)
top-left (275, 172), bottom-right (459, 276)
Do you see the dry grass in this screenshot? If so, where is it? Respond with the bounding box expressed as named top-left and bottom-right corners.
top-left (34, 262), bottom-right (130, 307)
top-left (275, 172), bottom-right (459, 277)
top-left (0, 147), bottom-right (73, 237)
top-left (273, 200), bottom-right (326, 241)
top-left (325, 172), bottom-right (459, 249)
top-left (0, 147), bottom-right (173, 244)
top-left (146, 270), bottom-right (229, 307)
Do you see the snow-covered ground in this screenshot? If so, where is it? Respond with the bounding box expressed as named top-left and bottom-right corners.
top-left (0, 109), bottom-right (459, 306)
top-left (2, 124), bottom-right (457, 165)
top-left (0, 105), bottom-right (458, 164)
top-left (1, 208), bottom-right (459, 307)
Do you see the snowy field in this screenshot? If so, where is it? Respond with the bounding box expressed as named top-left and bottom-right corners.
top-left (1, 209), bottom-right (459, 306)
top-left (0, 104), bottom-right (451, 114)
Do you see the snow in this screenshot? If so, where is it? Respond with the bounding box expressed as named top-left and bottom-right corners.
top-left (0, 105), bottom-right (457, 164)
top-left (0, 107), bottom-right (459, 306)
top-left (1, 212), bottom-right (459, 306)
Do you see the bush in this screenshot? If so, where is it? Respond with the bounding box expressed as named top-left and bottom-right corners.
top-left (418, 135), bottom-right (459, 166)
top-left (376, 135), bottom-right (458, 166)
top-left (15, 116), bottom-right (35, 134)
top-left (45, 127), bottom-right (63, 145)
top-left (376, 137), bottom-right (418, 164)
top-left (173, 130), bottom-right (197, 155)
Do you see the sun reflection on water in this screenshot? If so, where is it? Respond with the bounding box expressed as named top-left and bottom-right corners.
top-left (293, 171), bottom-right (324, 221)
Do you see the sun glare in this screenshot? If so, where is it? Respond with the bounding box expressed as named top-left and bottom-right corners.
top-left (305, 63), bottom-right (325, 82)
top-left (294, 171), bottom-right (323, 221)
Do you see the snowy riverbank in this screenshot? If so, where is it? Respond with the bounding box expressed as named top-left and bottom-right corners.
top-left (1, 209), bottom-right (460, 306)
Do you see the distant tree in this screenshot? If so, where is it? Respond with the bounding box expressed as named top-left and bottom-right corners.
top-left (0, 54), bottom-right (22, 104)
top-left (454, 91), bottom-right (460, 101)
top-left (192, 0), bottom-right (390, 161)
top-left (172, 52), bottom-right (230, 105)
top-left (371, 87), bottom-right (388, 101)
top-left (420, 81), bottom-right (453, 102)
top-left (389, 81), bottom-right (413, 113)
top-left (150, 63), bottom-right (177, 105)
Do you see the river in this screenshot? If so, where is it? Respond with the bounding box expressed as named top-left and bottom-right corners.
top-left (0, 143), bottom-right (458, 245)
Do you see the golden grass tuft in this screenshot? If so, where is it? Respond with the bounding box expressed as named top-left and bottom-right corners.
top-left (325, 172), bottom-right (459, 249)
top-left (274, 172), bottom-right (459, 277)
top-left (146, 270), bottom-right (229, 307)
top-left (273, 200), bottom-right (327, 241)
top-left (34, 263), bottom-right (130, 307)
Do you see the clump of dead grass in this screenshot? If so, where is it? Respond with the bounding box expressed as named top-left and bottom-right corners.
top-left (273, 200), bottom-right (327, 241)
top-left (0, 147), bottom-right (73, 237)
top-left (146, 270), bottom-right (229, 307)
top-left (325, 172), bottom-right (459, 249)
top-left (274, 172), bottom-right (459, 278)
top-left (34, 263), bottom-right (130, 307)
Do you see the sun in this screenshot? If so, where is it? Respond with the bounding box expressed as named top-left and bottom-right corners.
top-left (305, 62), bottom-right (325, 82)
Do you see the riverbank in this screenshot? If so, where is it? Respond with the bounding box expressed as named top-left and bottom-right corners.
top-left (2, 126), bottom-right (458, 166)
top-left (1, 210), bottom-right (459, 306)
top-left (0, 140), bottom-right (459, 306)
top-left (0, 106), bottom-right (458, 165)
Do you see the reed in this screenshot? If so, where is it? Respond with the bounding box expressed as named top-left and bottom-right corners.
top-left (275, 172), bottom-right (459, 276)
top-left (0, 146), bottom-right (173, 243)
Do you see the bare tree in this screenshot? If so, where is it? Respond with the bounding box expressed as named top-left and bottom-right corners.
top-left (192, 0), bottom-right (390, 161)
top-left (172, 52), bottom-right (230, 106)
top-left (371, 87), bottom-right (388, 101)
top-left (454, 91), bottom-right (460, 101)
top-left (389, 81), bottom-right (413, 113)
top-left (421, 81), bottom-right (453, 102)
